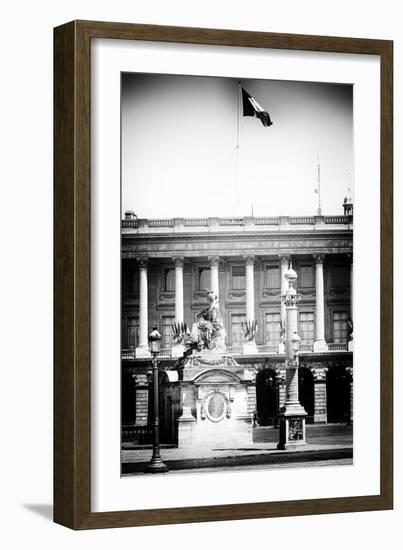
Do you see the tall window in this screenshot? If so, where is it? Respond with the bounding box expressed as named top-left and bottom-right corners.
top-left (299, 312), bottom-right (315, 343)
top-left (124, 268), bottom-right (139, 295)
top-left (164, 269), bottom-right (175, 292)
top-left (198, 268), bottom-right (210, 290)
top-left (332, 265), bottom-right (349, 288)
top-left (265, 266), bottom-right (280, 289)
top-left (232, 266), bottom-right (246, 290)
top-left (333, 311), bottom-right (348, 343)
top-left (299, 265), bottom-right (314, 288)
top-left (265, 312), bottom-right (281, 345)
top-left (126, 317), bottom-right (139, 349)
top-left (162, 316), bottom-right (175, 350)
top-left (231, 314), bottom-right (246, 348)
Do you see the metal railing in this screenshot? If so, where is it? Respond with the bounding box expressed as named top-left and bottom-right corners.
top-left (328, 342), bottom-right (349, 351)
top-left (121, 348), bottom-right (171, 359)
top-left (299, 343), bottom-right (314, 352)
top-left (122, 424), bottom-right (153, 444)
top-left (257, 344), bottom-right (280, 354)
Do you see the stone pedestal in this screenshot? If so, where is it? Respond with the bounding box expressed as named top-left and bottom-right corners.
top-left (277, 411), bottom-right (307, 450)
top-left (313, 340), bottom-right (329, 353)
top-left (277, 367), bottom-right (307, 450)
top-left (176, 353), bottom-right (254, 448)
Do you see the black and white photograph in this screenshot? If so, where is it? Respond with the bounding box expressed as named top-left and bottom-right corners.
top-left (120, 73), bottom-right (354, 475)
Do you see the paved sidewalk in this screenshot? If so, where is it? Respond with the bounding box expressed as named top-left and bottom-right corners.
top-left (121, 425), bottom-right (353, 475)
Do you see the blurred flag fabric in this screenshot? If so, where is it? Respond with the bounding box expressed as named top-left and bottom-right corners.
top-left (241, 87), bottom-right (273, 127)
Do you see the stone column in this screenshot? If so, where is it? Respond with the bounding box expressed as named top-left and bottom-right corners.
top-left (279, 255), bottom-right (290, 353)
top-left (313, 254), bottom-right (328, 352)
top-left (172, 256), bottom-right (185, 358)
top-left (312, 367), bottom-right (328, 423)
top-left (243, 255), bottom-right (258, 354)
top-left (173, 256), bottom-right (184, 323)
top-left (136, 258), bottom-right (151, 358)
top-left (208, 256), bottom-right (220, 299)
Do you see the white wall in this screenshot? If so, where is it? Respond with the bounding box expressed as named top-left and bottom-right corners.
top-left (0, 1), bottom-right (400, 548)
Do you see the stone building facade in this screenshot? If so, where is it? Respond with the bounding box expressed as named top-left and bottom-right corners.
top-left (121, 206), bottom-right (353, 445)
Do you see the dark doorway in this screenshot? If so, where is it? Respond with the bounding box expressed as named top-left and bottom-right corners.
top-left (256, 369), bottom-right (278, 426)
top-left (326, 367), bottom-right (350, 423)
top-left (121, 370), bottom-right (136, 425)
top-left (158, 374), bottom-right (177, 444)
top-left (298, 367), bottom-right (314, 423)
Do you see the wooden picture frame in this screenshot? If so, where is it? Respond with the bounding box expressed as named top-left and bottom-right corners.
top-left (54, 20), bottom-right (393, 529)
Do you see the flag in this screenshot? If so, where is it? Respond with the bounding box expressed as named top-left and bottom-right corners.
top-left (241, 87), bottom-right (273, 127)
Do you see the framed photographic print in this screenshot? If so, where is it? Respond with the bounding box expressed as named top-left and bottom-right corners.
top-left (54, 20), bottom-right (393, 529)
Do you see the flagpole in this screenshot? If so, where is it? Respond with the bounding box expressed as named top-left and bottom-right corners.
top-left (236, 82), bottom-right (241, 215)
top-left (316, 154), bottom-right (322, 216)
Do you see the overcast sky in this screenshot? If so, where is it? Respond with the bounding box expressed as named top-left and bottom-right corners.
top-left (121, 73), bottom-right (353, 218)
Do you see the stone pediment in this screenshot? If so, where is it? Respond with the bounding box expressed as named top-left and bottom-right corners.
top-left (194, 368), bottom-right (241, 385)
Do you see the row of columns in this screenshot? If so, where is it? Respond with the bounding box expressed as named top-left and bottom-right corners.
top-left (135, 254), bottom-right (353, 357)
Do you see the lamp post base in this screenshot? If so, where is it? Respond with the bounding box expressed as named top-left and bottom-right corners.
top-left (277, 411), bottom-right (307, 450)
top-left (145, 456), bottom-right (169, 473)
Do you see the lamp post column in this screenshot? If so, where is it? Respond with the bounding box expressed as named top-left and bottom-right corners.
top-left (136, 258), bottom-right (151, 358)
top-left (145, 327), bottom-right (168, 473)
top-left (279, 255), bottom-right (290, 353)
top-left (278, 267), bottom-right (307, 450)
top-left (243, 255), bottom-right (258, 354)
top-left (313, 254), bottom-right (328, 352)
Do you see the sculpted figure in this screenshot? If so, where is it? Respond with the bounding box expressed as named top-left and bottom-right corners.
top-left (195, 290), bottom-right (226, 352)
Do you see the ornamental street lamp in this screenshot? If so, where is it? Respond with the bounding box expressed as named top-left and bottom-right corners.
top-left (277, 265), bottom-right (307, 450)
top-left (145, 325), bottom-right (169, 473)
